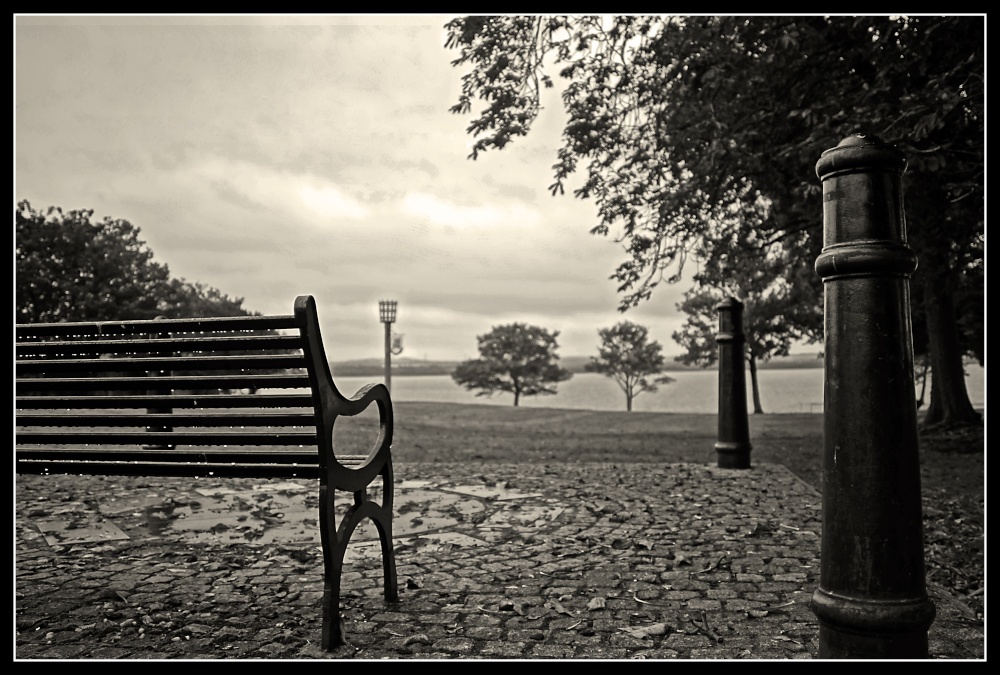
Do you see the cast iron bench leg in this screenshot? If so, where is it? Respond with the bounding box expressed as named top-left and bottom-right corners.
top-left (375, 459), bottom-right (399, 604)
top-left (320, 460), bottom-right (399, 650)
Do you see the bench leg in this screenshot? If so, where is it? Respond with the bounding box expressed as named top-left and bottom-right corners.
top-left (321, 569), bottom-right (346, 649)
top-left (318, 462), bottom-right (399, 651)
top-left (374, 459), bottom-right (399, 604)
top-left (318, 481), bottom-right (346, 650)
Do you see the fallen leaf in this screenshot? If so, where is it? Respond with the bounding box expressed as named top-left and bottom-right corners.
top-left (621, 623), bottom-right (669, 638)
top-left (771, 634), bottom-right (803, 646)
top-left (587, 597), bottom-right (606, 610)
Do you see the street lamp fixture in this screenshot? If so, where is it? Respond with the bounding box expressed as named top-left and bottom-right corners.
top-left (379, 300), bottom-right (397, 324)
top-left (378, 300), bottom-right (401, 393)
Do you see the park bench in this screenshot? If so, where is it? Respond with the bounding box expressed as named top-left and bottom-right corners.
top-left (15, 294), bottom-right (398, 650)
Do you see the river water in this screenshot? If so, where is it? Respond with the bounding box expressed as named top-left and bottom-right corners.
top-left (326, 365), bottom-right (985, 414)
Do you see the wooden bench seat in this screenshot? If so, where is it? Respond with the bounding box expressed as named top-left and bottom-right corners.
top-left (15, 294), bottom-right (398, 650)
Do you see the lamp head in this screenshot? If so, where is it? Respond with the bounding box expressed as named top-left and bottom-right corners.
top-left (378, 299), bottom-right (397, 323)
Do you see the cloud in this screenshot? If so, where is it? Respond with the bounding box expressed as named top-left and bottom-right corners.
top-left (15, 16), bottom-right (708, 366)
top-left (400, 192), bottom-right (541, 230)
top-left (298, 184), bottom-right (369, 219)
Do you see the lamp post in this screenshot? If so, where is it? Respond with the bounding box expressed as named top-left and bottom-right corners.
top-left (378, 300), bottom-right (400, 393)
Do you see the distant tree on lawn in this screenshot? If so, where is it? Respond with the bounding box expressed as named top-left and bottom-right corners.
top-left (16, 200), bottom-right (253, 322)
top-left (452, 323), bottom-right (572, 406)
top-left (672, 236), bottom-right (822, 414)
top-left (586, 321), bottom-right (674, 411)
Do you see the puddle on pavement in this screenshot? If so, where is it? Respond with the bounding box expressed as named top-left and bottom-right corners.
top-left (29, 478), bottom-right (566, 549)
top-left (36, 519), bottom-right (130, 546)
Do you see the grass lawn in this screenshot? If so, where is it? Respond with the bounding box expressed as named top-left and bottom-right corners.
top-left (336, 402), bottom-right (983, 495)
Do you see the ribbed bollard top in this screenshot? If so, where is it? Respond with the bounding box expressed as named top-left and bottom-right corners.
top-left (814, 134), bottom-right (917, 281)
top-left (815, 133), bottom-right (906, 179)
top-left (714, 297), bottom-right (744, 344)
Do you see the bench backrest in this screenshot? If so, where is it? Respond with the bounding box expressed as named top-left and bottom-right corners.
top-left (16, 295), bottom-right (392, 482)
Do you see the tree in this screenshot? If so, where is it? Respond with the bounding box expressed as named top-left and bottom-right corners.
top-left (17, 201), bottom-right (173, 322)
top-left (673, 229), bottom-right (822, 414)
top-left (452, 323), bottom-right (572, 406)
top-left (161, 278), bottom-right (254, 319)
top-left (585, 321), bottom-right (674, 411)
top-left (674, 287), bottom-right (816, 415)
top-left (444, 15), bottom-right (983, 427)
top-left (16, 200), bottom-right (254, 322)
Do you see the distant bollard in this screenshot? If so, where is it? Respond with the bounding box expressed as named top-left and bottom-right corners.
top-left (811, 134), bottom-right (935, 658)
top-left (714, 297), bottom-right (752, 469)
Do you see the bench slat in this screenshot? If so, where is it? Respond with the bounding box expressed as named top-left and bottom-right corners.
top-left (18, 448), bottom-right (370, 464)
top-left (18, 447), bottom-right (323, 463)
top-left (16, 314), bottom-right (300, 338)
top-left (16, 333), bottom-right (304, 357)
top-left (17, 452), bottom-right (372, 478)
top-left (16, 394), bottom-right (315, 409)
top-left (17, 353), bottom-right (308, 375)
top-left (18, 431), bottom-right (319, 445)
top-left (16, 374), bottom-right (311, 392)
top-left (16, 412), bottom-right (317, 427)
top-left (16, 459), bottom-right (324, 478)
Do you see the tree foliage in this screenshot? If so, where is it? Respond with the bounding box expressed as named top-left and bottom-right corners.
top-left (16, 200), bottom-right (252, 323)
top-left (673, 227), bottom-right (823, 413)
top-left (673, 287), bottom-right (817, 415)
top-left (445, 15), bottom-right (983, 426)
top-left (452, 323), bottom-right (572, 406)
top-left (585, 320), bottom-right (674, 411)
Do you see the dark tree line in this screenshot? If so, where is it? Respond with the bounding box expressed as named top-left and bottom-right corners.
top-left (16, 200), bottom-right (254, 323)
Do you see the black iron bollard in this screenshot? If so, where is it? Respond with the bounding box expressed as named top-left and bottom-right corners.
top-left (810, 134), bottom-right (935, 658)
top-left (715, 297), bottom-right (752, 469)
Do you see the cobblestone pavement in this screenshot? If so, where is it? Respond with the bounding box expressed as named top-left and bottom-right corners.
top-left (15, 462), bottom-right (984, 660)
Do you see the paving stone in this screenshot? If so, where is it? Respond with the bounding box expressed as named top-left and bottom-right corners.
top-left (16, 462), bottom-right (984, 660)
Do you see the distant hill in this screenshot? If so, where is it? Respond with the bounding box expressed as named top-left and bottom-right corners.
top-left (563, 355), bottom-right (702, 373)
top-left (331, 352), bottom-right (825, 378)
top-left (331, 357), bottom-right (457, 378)
top-left (757, 352), bottom-right (825, 369)
top-left (567, 352), bottom-right (825, 372)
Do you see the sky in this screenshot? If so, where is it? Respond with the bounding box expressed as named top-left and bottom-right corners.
top-left (15, 14), bottom-right (703, 363)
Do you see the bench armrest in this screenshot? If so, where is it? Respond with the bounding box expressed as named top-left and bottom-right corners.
top-left (295, 296), bottom-right (394, 493)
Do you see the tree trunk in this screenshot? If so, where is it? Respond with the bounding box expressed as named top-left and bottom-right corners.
top-left (626, 391), bottom-right (633, 412)
top-left (921, 277), bottom-right (980, 427)
top-left (748, 353), bottom-right (764, 414)
top-left (915, 360), bottom-right (929, 409)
